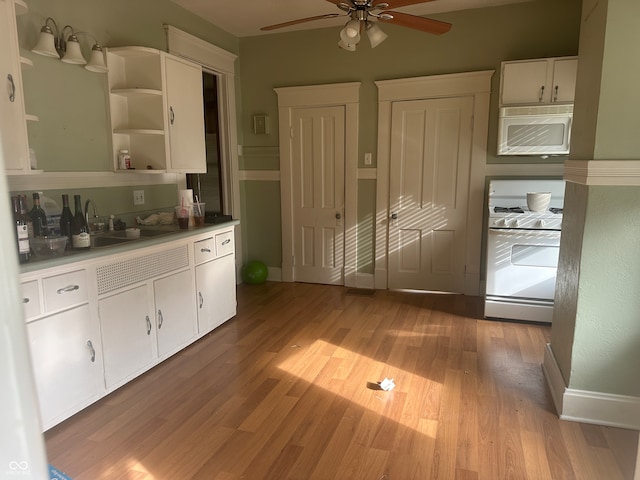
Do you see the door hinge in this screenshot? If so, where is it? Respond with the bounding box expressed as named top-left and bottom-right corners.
top-left (290, 126), bottom-right (294, 139)
top-left (292, 255), bottom-right (295, 266)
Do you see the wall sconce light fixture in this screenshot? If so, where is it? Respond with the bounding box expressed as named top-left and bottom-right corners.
top-left (31, 17), bottom-right (108, 73)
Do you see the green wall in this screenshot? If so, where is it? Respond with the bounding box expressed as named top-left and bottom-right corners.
top-left (237, 0), bottom-right (581, 272)
top-left (18, 0), bottom-right (238, 173)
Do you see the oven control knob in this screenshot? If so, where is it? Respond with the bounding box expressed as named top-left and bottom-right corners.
top-left (495, 218), bottom-right (506, 227)
top-left (510, 219), bottom-right (519, 227)
top-left (537, 219), bottom-right (546, 228)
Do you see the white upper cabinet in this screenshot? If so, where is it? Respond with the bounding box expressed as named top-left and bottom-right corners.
top-left (165, 55), bottom-right (206, 173)
top-left (106, 46), bottom-right (206, 173)
top-left (500, 56), bottom-right (578, 106)
top-left (1, 0), bottom-right (37, 175)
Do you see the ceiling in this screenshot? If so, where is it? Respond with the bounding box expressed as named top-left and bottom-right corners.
top-left (169, 0), bottom-right (533, 38)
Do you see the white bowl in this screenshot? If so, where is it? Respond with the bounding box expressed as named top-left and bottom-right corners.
top-left (527, 192), bottom-right (551, 212)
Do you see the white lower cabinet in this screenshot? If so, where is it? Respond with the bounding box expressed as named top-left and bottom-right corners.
top-left (154, 269), bottom-right (197, 357)
top-left (99, 284), bottom-right (154, 389)
top-left (22, 224), bottom-right (237, 430)
top-left (196, 255), bottom-right (236, 333)
top-left (27, 304), bottom-right (101, 430)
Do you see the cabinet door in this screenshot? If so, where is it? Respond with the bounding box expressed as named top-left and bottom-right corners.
top-left (165, 55), bottom-right (206, 173)
top-left (27, 304), bottom-right (101, 430)
top-left (196, 255), bottom-right (236, 334)
top-left (501, 60), bottom-right (550, 105)
top-left (0, 0), bottom-right (30, 173)
top-left (154, 269), bottom-right (197, 357)
top-left (551, 58), bottom-right (578, 103)
top-left (99, 285), bottom-right (154, 389)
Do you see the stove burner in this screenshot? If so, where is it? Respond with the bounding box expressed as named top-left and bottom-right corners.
top-left (550, 207), bottom-right (563, 214)
top-left (494, 207), bottom-right (524, 213)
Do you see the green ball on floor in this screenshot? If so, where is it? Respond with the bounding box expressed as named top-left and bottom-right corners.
top-left (241, 260), bottom-right (268, 284)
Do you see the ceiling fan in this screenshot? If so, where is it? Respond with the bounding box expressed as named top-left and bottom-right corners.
top-left (260, 0), bottom-right (452, 51)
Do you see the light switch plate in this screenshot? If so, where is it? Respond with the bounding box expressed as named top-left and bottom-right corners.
top-left (133, 190), bottom-right (145, 205)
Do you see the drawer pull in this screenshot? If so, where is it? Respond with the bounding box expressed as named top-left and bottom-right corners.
top-left (57, 285), bottom-right (80, 294)
top-left (222, 239), bottom-right (231, 245)
top-left (157, 309), bottom-right (164, 329)
top-left (199, 292), bottom-right (203, 309)
top-left (200, 248), bottom-right (212, 253)
top-left (146, 315), bottom-right (151, 335)
top-left (22, 297), bottom-right (30, 304)
top-left (87, 340), bottom-right (96, 363)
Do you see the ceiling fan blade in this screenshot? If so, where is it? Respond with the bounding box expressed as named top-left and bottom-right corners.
top-left (379, 11), bottom-right (452, 35)
top-left (373, 0), bottom-right (436, 7)
top-left (261, 13), bottom-right (341, 31)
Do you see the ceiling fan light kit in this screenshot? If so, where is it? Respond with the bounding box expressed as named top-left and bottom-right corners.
top-left (261, 0), bottom-right (452, 52)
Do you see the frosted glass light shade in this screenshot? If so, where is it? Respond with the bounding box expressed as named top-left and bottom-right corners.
top-left (366, 23), bottom-right (388, 48)
top-left (85, 44), bottom-right (108, 73)
top-left (31, 26), bottom-right (59, 58)
top-left (340, 25), bottom-right (360, 45)
top-left (338, 39), bottom-right (356, 51)
top-left (61, 35), bottom-right (87, 65)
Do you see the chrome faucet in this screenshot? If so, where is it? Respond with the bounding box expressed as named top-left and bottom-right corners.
top-left (85, 199), bottom-right (98, 226)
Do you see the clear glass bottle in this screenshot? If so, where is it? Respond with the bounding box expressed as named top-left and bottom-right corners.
top-left (71, 195), bottom-right (91, 249)
top-left (12, 196), bottom-right (30, 263)
top-left (118, 149), bottom-right (131, 170)
top-left (29, 192), bottom-right (48, 237)
top-left (19, 194), bottom-right (34, 240)
top-left (59, 194), bottom-right (74, 250)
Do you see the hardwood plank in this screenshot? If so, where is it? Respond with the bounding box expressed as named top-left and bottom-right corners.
top-left (43, 283), bottom-right (633, 480)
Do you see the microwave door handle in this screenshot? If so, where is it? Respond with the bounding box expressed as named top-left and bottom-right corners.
top-left (538, 85), bottom-right (545, 102)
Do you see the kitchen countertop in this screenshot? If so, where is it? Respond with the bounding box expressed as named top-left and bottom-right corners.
top-left (20, 220), bottom-right (240, 274)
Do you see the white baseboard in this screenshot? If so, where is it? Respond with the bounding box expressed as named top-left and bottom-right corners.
top-left (543, 343), bottom-right (640, 430)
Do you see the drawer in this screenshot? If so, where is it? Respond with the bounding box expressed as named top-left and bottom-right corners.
top-left (42, 269), bottom-right (88, 312)
top-left (194, 237), bottom-right (216, 265)
top-left (214, 230), bottom-right (234, 258)
top-left (21, 280), bottom-right (42, 320)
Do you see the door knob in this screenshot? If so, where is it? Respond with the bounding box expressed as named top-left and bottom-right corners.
top-left (335, 212), bottom-right (341, 220)
top-left (390, 212), bottom-right (398, 220)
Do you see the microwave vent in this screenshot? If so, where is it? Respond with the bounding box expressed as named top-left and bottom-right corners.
top-left (500, 104), bottom-right (574, 117)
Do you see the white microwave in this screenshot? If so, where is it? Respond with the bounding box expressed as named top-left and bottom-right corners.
top-left (497, 104), bottom-right (573, 156)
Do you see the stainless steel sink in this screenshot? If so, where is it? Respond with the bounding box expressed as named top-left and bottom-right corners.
top-left (90, 236), bottom-right (133, 248)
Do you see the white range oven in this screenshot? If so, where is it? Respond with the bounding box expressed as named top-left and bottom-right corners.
top-left (484, 179), bottom-right (565, 323)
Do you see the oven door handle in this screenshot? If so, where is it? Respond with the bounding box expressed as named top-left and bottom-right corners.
top-left (488, 228), bottom-right (561, 238)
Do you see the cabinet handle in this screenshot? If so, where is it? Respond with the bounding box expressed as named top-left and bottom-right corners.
top-left (157, 309), bottom-right (163, 329)
top-left (22, 297), bottom-right (30, 304)
top-left (169, 106), bottom-right (175, 125)
top-left (146, 315), bottom-right (151, 335)
top-left (553, 85), bottom-right (559, 102)
top-left (87, 340), bottom-right (96, 363)
top-left (199, 292), bottom-right (203, 309)
top-left (201, 247), bottom-right (211, 253)
top-left (222, 239), bottom-right (231, 245)
top-left (538, 85), bottom-right (545, 102)
top-left (8, 74), bottom-right (16, 102)
top-left (57, 285), bottom-right (80, 294)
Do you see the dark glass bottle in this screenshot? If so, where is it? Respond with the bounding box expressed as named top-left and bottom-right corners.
top-left (29, 192), bottom-right (48, 237)
top-left (12, 196), bottom-right (30, 263)
top-left (59, 194), bottom-right (74, 250)
top-left (71, 195), bottom-right (91, 249)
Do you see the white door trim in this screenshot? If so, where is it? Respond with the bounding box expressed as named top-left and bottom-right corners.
top-left (275, 82), bottom-right (360, 286)
top-left (375, 71), bottom-right (494, 294)
top-left (164, 25), bottom-right (242, 265)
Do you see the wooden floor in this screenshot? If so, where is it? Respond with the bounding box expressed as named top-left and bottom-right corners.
top-left (45, 282), bottom-right (633, 479)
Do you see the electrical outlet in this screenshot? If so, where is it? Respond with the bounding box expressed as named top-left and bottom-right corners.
top-left (133, 190), bottom-right (145, 205)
